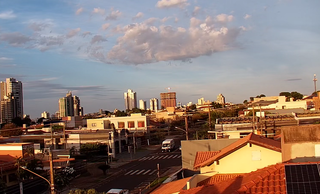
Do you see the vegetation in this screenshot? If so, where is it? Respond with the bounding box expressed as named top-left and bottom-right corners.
top-left (211, 102), bottom-right (223, 108)
top-left (114, 110), bottom-right (128, 117)
top-left (189, 104), bottom-right (197, 110)
top-left (0, 124), bottom-right (23, 137)
top-left (52, 124), bottom-right (63, 132)
top-left (68, 189), bottom-right (105, 194)
top-left (279, 91), bottom-right (303, 100)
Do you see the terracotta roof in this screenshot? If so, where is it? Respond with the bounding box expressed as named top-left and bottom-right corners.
top-left (197, 173), bottom-right (243, 187)
top-left (151, 177), bottom-right (191, 194)
top-left (193, 151), bottom-right (220, 169)
top-left (180, 163), bottom-right (286, 194)
top-left (194, 133), bottom-right (281, 169)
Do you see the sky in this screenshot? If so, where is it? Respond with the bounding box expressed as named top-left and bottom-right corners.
top-left (0, 0), bottom-right (320, 119)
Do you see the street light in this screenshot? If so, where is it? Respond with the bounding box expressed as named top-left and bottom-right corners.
top-left (175, 126), bottom-right (188, 140)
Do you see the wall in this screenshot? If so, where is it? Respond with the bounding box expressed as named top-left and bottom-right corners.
top-left (200, 144), bottom-right (282, 174)
top-left (181, 139), bottom-right (239, 170)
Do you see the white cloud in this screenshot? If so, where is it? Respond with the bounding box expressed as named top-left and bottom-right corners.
top-left (28, 22), bottom-right (49, 31)
top-left (102, 23), bottom-right (110, 30)
top-left (161, 17), bottom-right (171, 23)
top-left (244, 14), bottom-right (251, 19)
top-left (0, 57), bottom-right (13, 61)
top-left (107, 17), bottom-right (241, 64)
top-left (133, 12), bottom-right (144, 20)
top-left (82, 31), bottom-right (92, 37)
top-left (216, 14), bottom-right (234, 23)
top-left (156, 0), bottom-right (189, 9)
top-left (90, 35), bottom-right (107, 44)
top-left (192, 6), bottom-right (201, 16)
top-left (76, 8), bottom-right (84, 15)
top-left (105, 9), bottom-right (122, 20)
top-left (0, 11), bottom-right (16, 19)
top-left (144, 17), bottom-right (159, 25)
top-left (92, 7), bottom-right (105, 15)
top-left (66, 28), bottom-right (81, 38)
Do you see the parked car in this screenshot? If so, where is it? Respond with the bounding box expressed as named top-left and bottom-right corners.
top-left (107, 189), bottom-right (129, 194)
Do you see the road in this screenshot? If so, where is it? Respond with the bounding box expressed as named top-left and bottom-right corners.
top-left (95, 148), bottom-right (182, 193)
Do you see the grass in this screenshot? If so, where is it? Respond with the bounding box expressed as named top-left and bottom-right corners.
top-left (149, 176), bottom-right (168, 188)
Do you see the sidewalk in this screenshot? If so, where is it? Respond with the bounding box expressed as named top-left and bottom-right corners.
top-left (61, 145), bottom-right (161, 193)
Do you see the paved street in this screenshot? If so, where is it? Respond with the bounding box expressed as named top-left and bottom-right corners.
top-left (95, 149), bottom-right (182, 193)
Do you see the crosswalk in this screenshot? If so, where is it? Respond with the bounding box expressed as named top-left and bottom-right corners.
top-left (124, 169), bottom-right (158, 176)
top-left (138, 154), bottom-right (181, 161)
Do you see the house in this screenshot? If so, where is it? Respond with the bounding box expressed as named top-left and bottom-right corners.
top-left (193, 133), bottom-right (282, 174)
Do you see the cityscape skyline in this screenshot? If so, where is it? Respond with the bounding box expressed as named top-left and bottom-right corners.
top-left (0, 0), bottom-right (319, 118)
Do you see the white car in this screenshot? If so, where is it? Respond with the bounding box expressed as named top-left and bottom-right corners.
top-left (107, 189), bottom-right (129, 194)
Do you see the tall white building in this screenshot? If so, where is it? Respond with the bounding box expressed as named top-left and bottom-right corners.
top-left (150, 98), bottom-right (159, 112)
top-left (124, 89), bottom-right (137, 110)
top-left (59, 92), bottom-right (83, 118)
top-left (0, 78), bottom-right (23, 123)
top-left (41, 111), bottom-right (50, 119)
top-left (139, 100), bottom-right (146, 110)
top-left (197, 98), bottom-right (205, 105)
top-left (216, 93), bottom-right (226, 105)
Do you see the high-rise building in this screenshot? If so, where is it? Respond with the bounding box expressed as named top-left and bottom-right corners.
top-left (139, 100), bottom-right (146, 110)
top-left (160, 92), bottom-right (176, 109)
top-left (124, 89), bottom-right (137, 110)
top-left (0, 78), bottom-right (23, 123)
top-left (216, 93), bottom-right (226, 105)
top-left (59, 92), bottom-right (82, 118)
top-left (41, 111), bottom-right (50, 119)
top-left (150, 98), bottom-right (159, 112)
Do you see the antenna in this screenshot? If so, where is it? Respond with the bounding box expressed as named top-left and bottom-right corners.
top-left (166, 87), bottom-right (171, 92)
top-left (313, 74), bottom-right (317, 95)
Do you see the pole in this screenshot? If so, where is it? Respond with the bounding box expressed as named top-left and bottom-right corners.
top-left (314, 74), bottom-right (317, 95)
top-left (208, 104), bottom-right (211, 130)
top-left (184, 116), bottom-right (189, 140)
top-left (49, 150), bottom-right (55, 194)
top-left (157, 163), bottom-right (160, 178)
top-left (133, 132), bottom-right (136, 154)
top-left (63, 122), bottom-right (66, 150)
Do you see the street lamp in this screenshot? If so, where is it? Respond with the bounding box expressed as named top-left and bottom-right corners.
top-left (175, 127), bottom-right (189, 140)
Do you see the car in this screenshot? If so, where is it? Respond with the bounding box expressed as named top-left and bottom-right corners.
top-left (106, 189), bottom-right (129, 194)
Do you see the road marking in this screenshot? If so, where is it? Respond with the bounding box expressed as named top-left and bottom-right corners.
top-left (147, 156), bottom-right (155, 160)
top-left (139, 157), bottom-right (147, 161)
top-left (153, 156), bottom-right (160, 159)
top-left (124, 170), bottom-right (134, 175)
top-left (158, 156), bottom-right (164, 159)
top-left (167, 155), bottom-right (173, 159)
top-left (149, 169), bottom-right (157, 175)
top-left (129, 170), bottom-right (140, 175)
top-left (177, 155), bottom-right (181, 158)
top-left (162, 155), bottom-right (168, 159)
top-left (172, 155), bottom-right (179, 158)
top-left (136, 170), bottom-right (145, 175)
top-left (143, 170), bottom-right (151, 175)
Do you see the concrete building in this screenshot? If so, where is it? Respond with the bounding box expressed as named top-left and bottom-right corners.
top-left (216, 94), bottom-right (225, 105)
top-left (160, 92), bottom-right (176, 109)
top-left (150, 98), bottom-right (159, 112)
top-left (59, 92), bottom-right (83, 117)
top-left (139, 99), bottom-right (146, 110)
top-left (124, 89), bottom-right (137, 110)
top-left (41, 111), bottom-right (50, 119)
top-left (0, 78), bottom-right (23, 123)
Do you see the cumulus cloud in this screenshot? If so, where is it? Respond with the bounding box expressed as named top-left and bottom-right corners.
top-left (107, 17), bottom-right (241, 64)
top-left (66, 28), bottom-right (81, 38)
top-left (102, 23), bottom-right (110, 30)
top-left (0, 57), bottom-right (13, 61)
top-left (216, 14), bottom-right (234, 23)
top-left (192, 6), bottom-right (201, 16)
top-left (144, 17), bottom-right (159, 25)
top-left (0, 32), bottom-right (32, 46)
top-left (28, 22), bottom-right (49, 31)
top-left (92, 7), bottom-right (105, 15)
top-left (76, 8), bottom-right (84, 15)
top-left (133, 12), bottom-right (144, 20)
top-left (0, 11), bottom-right (16, 19)
top-left (105, 9), bottom-right (122, 20)
top-left (244, 14), bottom-right (251, 19)
top-left (82, 31), bottom-right (92, 37)
top-left (90, 35), bottom-right (107, 44)
top-left (156, 0), bottom-right (189, 9)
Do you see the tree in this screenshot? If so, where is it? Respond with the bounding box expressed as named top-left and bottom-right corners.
top-left (189, 104), bottom-right (197, 110)
top-left (279, 92), bottom-right (291, 97)
top-left (256, 94), bottom-right (266, 98)
top-left (115, 110), bottom-right (127, 117)
top-left (249, 97), bottom-right (254, 102)
top-left (12, 117), bottom-right (23, 127)
top-left (279, 91), bottom-right (303, 101)
top-left (211, 102), bottom-right (222, 108)
top-left (243, 100), bottom-right (248, 104)
top-left (68, 189), bottom-right (104, 194)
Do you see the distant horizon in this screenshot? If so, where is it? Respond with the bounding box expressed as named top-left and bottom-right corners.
top-left (1, 0), bottom-right (319, 119)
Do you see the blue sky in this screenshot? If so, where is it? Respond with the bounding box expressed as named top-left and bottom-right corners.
top-left (0, 0), bottom-right (319, 119)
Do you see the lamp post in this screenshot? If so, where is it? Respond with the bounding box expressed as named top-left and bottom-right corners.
top-left (175, 127), bottom-right (188, 140)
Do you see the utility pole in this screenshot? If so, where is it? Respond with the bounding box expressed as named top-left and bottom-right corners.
top-left (63, 122), bottom-right (66, 150)
top-left (49, 150), bottom-right (55, 194)
top-left (133, 131), bottom-right (136, 154)
top-left (208, 104), bottom-right (211, 130)
top-left (184, 110), bottom-right (189, 140)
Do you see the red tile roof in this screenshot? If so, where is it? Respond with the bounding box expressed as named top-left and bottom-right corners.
top-left (151, 177), bottom-right (191, 194)
top-left (180, 163), bottom-right (286, 194)
top-left (197, 173), bottom-right (243, 187)
top-left (194, 133), bottom-right (281, 169)
top-left (193, 151), bottom-right (220, 169)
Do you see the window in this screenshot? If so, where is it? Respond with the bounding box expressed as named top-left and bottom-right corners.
top-left (118, 122), bottom-right (125, 128)
top-left (91, 123), bottom-right (96, 127)
top-left (128, 121), bottom-right (135, 128)
top-left (138, 121), bottom-right (145, 127)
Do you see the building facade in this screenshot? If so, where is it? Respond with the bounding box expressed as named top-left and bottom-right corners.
top-left (59, 92), bottom-right (83, 118)
top-left (0, 78), bottom-right (23, 123)
top-left (124, 89), bottom-right (137, 110)
top-left (139, 99), bottom-right (146, 110)
top-left (216, 94), bottom-right (225, 105)
top-left (150, 98), bottom-right (159, 112)
top-left (160, 92), bottom-right (176, 109)
top-left (41, 111), bottom-right (50, 119)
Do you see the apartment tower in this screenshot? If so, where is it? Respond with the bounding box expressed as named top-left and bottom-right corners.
top-left (139, 100), bottom-right (146, 110)
top-left (160, 92), bottom-right (176, 109)
top-left (124, 89), bottom-right (137, 110)
top-left (150, 98), bottom-right (159, 112)
top-left (0, 78), bottom-right (23, 123)
top-left (59, 92), bottom-right (82, 117)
